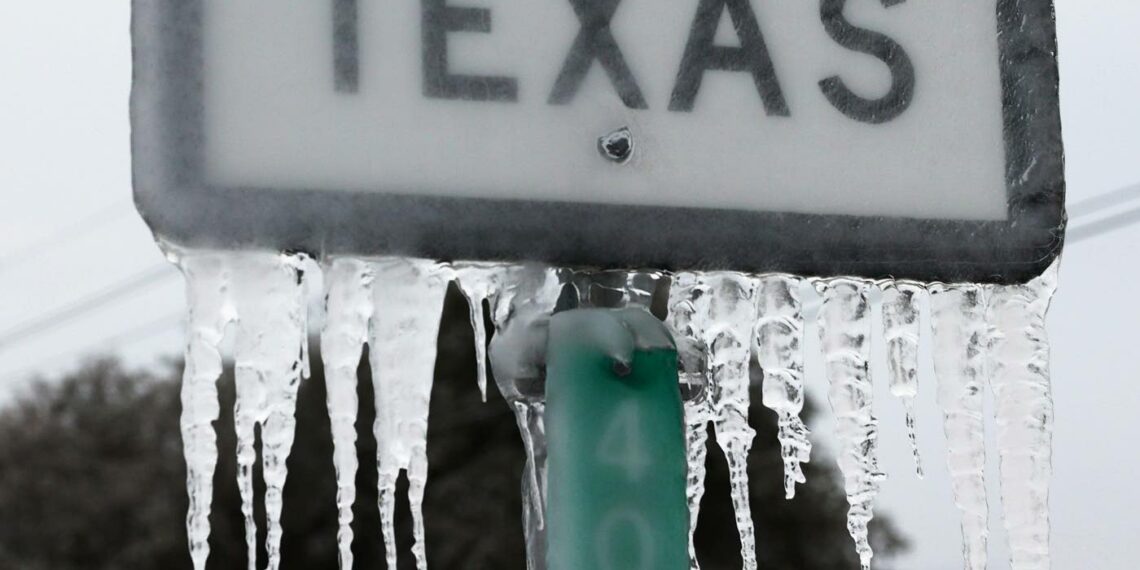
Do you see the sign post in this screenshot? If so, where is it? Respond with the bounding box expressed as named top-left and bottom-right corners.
top-left (545, 308), bottom-right (688, 570)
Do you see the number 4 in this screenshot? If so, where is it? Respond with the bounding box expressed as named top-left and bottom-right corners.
top-left (597, 400), bottom-right (650, 481)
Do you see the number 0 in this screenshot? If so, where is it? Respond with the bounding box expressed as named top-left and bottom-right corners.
top-left (595, 508), bottom-right (655, 570)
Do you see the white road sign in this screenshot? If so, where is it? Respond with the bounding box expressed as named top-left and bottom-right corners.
top-left (132, 0), bottom-right (1065, 283)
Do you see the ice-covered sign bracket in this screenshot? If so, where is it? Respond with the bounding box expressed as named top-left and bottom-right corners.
top-left (133, 0), bottom-right (1064, 284)
top-left (132, 1), bottom-right (1066, 570)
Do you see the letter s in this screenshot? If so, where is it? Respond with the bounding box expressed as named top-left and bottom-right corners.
top-left (819, 0), bottom-right (915, 124)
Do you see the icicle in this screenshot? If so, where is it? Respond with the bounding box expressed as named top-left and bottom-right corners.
top-left (321, 259), bottom-right (374, 569)
top-left (368, 257), bottom-right (452, 570)
top-left (706, 274), bottom-right (761, 570)
top-left (177, 254), bottom-right (235, 570)
top-left (299, 258), bottom-right (313, 381)
top-left (481, 265), bottom-right (564, 570)
top-left (880, 280), bottom-right (925, 478)
top-left (929, 283), bottom-right (991, 570)
top-left (754, 275), bottom-right (811, 499)
top-left (665, 272), bottom-right (710, 570)
top-left (454, 263), bottom-right (512, 402)
top-left (814, 278), bottom-right (884, 570)
top-left (988, 262), bottom-right (1058, 569)
top-left (231, 253), bottom-right (309, 570)
top-left (667, 272), bottom-right (760, 570)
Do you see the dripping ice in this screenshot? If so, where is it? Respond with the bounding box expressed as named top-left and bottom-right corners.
top-left (178, 254), bottom-right (233, 570)
top-left (368, 258), bottom-right (451, 570)
top-left (454, 263), bottom-right (508, 402)
top-left (173, 251), bottom-right (1060, 570)
top-left (925, 262), bottom-right (1060, 570)
top-left (232, 254), bottom-right (309, 570)
top-left (319, 256), bottom-right (453, 570)
top-left (815, 278), bottom-right (885, 570)
top-left (880, 280), bottom-right (925, 478)
top-left (930, 283), bottom-right (992, 570)
top-left (987, 264), bottom-right (1058, 570)
top-left (321, 259), bottom-right (372, 570)
top-left (175, 251), bottom-right (310, 570)
top-left (754, 275), bottom-right (812, 499)
top-left (668, 272), bottom-right (761, 570)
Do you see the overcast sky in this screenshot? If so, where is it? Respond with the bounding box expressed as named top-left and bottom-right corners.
top-left (1, 1), bottom-right (1138, 568)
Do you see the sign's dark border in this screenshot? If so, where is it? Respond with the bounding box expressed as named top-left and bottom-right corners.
top-left (131, 0), bottom-right (1065, 285)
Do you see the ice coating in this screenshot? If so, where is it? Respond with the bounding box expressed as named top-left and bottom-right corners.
top-left (667, 272), bottom-right (760, 570)
top-left (178, 254), bottom-right (235, 570)
top-left (814, 278), bottom-right (884, 570)
top-left (929, 283), bottom-right (992, 570)
top-left (368, 258), bottom-right (452, 570)
top-left (568, 269), bottom-right (661, 309)
top-left (617, 271), bottom-right (661, 309)
top-left (320, 259), bottom-right (374, 569)
top-left (880, 280), bottom-right (925, 478)
top-left (487, 266), bottom-right (565, 570)
top-left (754, 275), bottom-right (811, 499)
top-left (988, 262), bottom-right (1058, 569)
top-left (230, 253), bottom-right (310, 570)
top-left (513, 399), bottom-right (549, 570)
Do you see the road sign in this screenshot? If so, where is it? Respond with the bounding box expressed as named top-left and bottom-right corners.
top-left (545, 308), bottom-right (688, 570)
top-left (132, 0), bottom-right (1064, 284)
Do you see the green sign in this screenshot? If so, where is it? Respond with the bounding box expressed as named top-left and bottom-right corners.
top-left (545, 308), bottom-right (688, 570)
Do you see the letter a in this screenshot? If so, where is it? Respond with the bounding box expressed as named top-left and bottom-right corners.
top-left (669, 0), bottom-right (789, 115)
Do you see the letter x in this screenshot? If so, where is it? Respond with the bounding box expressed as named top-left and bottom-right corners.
top-left (548, 0), bottom-right (648, 109)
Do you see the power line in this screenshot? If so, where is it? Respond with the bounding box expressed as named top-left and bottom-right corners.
top-left (1066, 180), bottom-right (1140, 242)
top-left (1067, 204), bottom-right (1140, 242)
top-left (0, 200), bottom-right (132, 274)
top-left (0, 263), bottom-right (176, 352)
top-left (1, 312), bottom-right (183, 384)
top-left (1067, 183), bottom-right (1140, 218)
top-left (102, 312), bottom-right (183, 346)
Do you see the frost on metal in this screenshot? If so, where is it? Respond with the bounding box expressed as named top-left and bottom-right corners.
top-left (172, 253), bottom-right (1061, 570)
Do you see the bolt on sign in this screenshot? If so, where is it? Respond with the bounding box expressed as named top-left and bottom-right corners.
top-left (132, 0), bottom-right (1064, 284)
